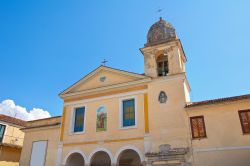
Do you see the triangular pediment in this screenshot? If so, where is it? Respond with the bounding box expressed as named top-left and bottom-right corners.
top-left (60, 66), bottom-right (149, 96)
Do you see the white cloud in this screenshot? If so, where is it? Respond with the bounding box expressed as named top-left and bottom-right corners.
top-left (0, 99), bottom-right (51, 121)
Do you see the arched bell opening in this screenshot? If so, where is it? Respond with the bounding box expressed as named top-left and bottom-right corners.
top-left (156, 54), bottom-right (169, 76)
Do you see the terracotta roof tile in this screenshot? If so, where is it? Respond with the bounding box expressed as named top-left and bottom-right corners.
top-left (186, 94), bottom-right (250, 108)
top-left (0, 114), bottom-right (27, 127)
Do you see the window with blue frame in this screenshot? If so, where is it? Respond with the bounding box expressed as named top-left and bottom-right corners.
top-left (122, 99), bottom-right (135, 127)
top-left (73, 107), bottom-right (85, 133)
top-left (0, 124), bottom-right (6, 143)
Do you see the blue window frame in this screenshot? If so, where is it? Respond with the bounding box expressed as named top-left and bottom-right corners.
top-left (122, 99), bottom-right (135, 127)
top-left (0, 124), bottom-right (6, 143)
top-left (73, 107), bottom-right (85, 132)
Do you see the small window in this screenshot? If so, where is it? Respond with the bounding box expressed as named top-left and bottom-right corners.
top-left (73, 107), bottom-right (85, 133)
top-left (190, 116), bottom-right (207, 139)
top-left (0, 124), bottom-right (6, 143)
top-left (122, 99), bottom-right (135, 127)
top-left (238, 110), bottom-right (250, 134)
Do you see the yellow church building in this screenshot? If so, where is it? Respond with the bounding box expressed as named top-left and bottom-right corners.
top-left (19, 18), bottom-right (250, 166)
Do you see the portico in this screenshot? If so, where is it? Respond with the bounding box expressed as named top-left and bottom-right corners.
top-left (62, 146), bottom-right (144, 166)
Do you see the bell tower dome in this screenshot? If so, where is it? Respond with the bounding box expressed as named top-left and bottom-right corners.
top-left (140, 17), bottom-right (186, 78)
top-left (146, 17), bottom-right (177, 47)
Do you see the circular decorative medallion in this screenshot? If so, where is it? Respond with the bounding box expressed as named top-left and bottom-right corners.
top-left (99, 76), bottom-right (106, 82)
top-left (158, 91), bottom-right (167, 103)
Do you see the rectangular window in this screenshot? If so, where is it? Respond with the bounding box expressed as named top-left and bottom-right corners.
top-left (122, 99), bottom-right (135, 127)
top-left (73, 107), bottom-right (85, 133)
top-left (0, 124), bottom-right (6, 143)
top-left (238, 110), bottom-right (250, 134)
top-left (190, 116), bottom-right (207, 139)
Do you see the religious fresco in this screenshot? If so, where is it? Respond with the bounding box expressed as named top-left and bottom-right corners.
top-left (96, 106), bottom-right (107, 132)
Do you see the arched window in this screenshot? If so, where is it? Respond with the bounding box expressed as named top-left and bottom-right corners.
top-left (157, 55), bottom-right (168, 76)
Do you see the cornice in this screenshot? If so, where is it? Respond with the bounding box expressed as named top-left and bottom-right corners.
top-left (60, 78), bottom-right (151, 99)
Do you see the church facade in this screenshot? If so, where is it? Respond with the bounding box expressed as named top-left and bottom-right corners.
top-left (19, 18), bottom-right (250, 166)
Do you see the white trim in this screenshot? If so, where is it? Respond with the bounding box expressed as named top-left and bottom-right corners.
top-left (114, 145), bottom-right (144, 163)
top-left (65, 89), bottom-right (147, 106)
top-left (119, 96), bottom-right (138, 129)
top-left (88, 147), bottom-right (115, 164)
top-left (70, 106), bottom-right (87, 135)
top-left (62, 79), bottom-right (150, 98)
top-left (62, 149), bottom-right (88, 165)
top-left (193, 146), bottom-right (250, 153)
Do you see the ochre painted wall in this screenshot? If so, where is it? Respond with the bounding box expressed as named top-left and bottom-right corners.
top-left (0, 161), bottom-right (19, 166)
top-left (147, 75), bottom-right (190, 152)
top-left (0, 122), bottom-right (25, 165)
top-left (187, 99), bottom-right (250, 166)
top-left (62, 93), bottom-right (145, 143)
top-left (19, 126), bottom-right (60, 166)
top-left (0, 146), bottom-right (21, 163)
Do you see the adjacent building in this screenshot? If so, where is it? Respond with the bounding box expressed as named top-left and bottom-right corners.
top-left (20, 18), bottom-right (250, 166)
top-left (0, 114), bottom-right (26, 166)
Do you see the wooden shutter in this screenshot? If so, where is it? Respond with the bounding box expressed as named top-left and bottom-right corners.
top-left (238, 110), bottom-right (250, 134)
top-left (190, 116), bottom-right (207, 139)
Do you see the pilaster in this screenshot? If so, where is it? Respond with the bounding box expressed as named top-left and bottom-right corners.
top-left (56, 141), bottom-right (63, 166)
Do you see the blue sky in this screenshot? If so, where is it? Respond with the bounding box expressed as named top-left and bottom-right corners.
top-left (0, 0), bottom-right (250, 117)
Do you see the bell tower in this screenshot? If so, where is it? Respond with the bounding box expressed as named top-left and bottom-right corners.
top-left (140, 18), bottom-right (192, 165)
top-left (140, 17), bottom-right (186, 78)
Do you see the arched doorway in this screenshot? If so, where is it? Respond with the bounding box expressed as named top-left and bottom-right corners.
top-left (90, 151), bottom-right (111, 166)
top-left (65, 153), bottom-right (85, 166)
top-left (117, 149), bottom-right (141, 166)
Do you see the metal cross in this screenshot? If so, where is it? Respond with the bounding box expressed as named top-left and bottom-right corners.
top-left (157, 8), bottom-right (163, 13)
top-left (157, 8), bottom-right (163, 18)
top-left (101, 59), bottom-right (108, 66)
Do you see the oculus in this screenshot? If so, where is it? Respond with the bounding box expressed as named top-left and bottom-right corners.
top-left (99, 76), bottom-right (106, 82)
